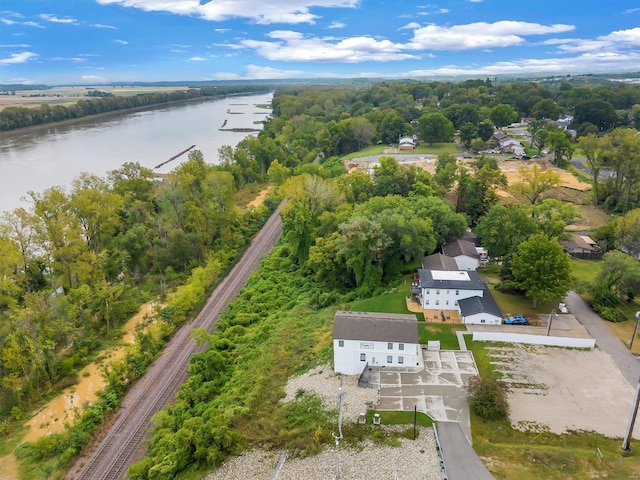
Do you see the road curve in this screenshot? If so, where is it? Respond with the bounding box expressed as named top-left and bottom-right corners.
top-left (68, 204), bottom-right (283, 480)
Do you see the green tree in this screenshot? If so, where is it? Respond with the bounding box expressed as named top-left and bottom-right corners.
top-left (477, 120), bottom-right (494, 142)
top-left (434, 154), bottom-right (458, 193)
top-left (510, 233), bottom-right (571, 308)
top-left (615, 209), bottom-right (640, 257)
top-left (532, 98), bottom-right (562, 120)
top-left (459, 122), bottom-right (478, 148)
top-left (545, 130), bottom-right (574, 167)
top-left (467, 376), bottom-right (509, 420)
top-left (489, 103), bottom-right (518, 128)
top-left (418, 113), bottom-right (455, 145)
top-left (596, 250), bottom-right (640, 302)
top-left (475, 204), bottom-right (539, 258)
top-left (512, 165), bottom-right (562, 205)
top-left (577, 133), bottom-right (604, 206)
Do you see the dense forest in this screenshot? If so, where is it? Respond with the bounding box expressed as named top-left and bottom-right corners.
top-left (1, 77), bottom-right (640, 478)
top-left (0, 84), bottom-right (272, 131)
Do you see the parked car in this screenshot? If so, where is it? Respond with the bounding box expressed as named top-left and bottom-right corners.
top-left (504, 315), bottom-right (528, 325)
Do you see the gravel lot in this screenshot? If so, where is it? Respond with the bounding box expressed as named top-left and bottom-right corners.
top-left (488, 345), bottom-right (640, 438)
top-left (206, 364), bottom-right (445, 479)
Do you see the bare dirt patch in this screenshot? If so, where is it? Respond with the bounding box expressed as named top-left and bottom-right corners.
top-left (247, 186), bottom-right (272, 209)
top-left (22, 302), bottom-right (157, 442)
top-left (487, 345), bottom-right (640, 438)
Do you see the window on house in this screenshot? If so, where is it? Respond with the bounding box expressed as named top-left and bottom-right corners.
top-left (436, 300), bottom-right (440, 306)
top-left (447, 290), bottom-right (450, 294)
top-left (456, 290), bottom-right (459, 295)
top-left (398, 356), bottom-right (404, 364)
top-left (387, 342), bottom-right (393, 350)
top-left (387, 355), bottom-right (393, 363)
top-left (425, 299), bottom-right (430, 305)
top-left (446, 300), bottom-right (449, 305)
top-left (426, 289), bottom-right (430, 294)
top-left (360, 353), bottom-right (366, 361)
top-left (399, 343), bottom-right (404, 351)
top-left (338, 340), bottom-right (344, 347)
top-left (481, 319), bottom-right (486, 323)
top-left (436, 289), bottom-right (440, 295)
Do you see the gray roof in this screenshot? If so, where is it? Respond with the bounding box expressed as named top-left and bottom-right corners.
top-left (458, 286), bottom-right (502, 318)
top-left (422, 253), bottom-right (458, 271)
top-left (333, 311), bottom-right (418, 343)
top-left (442, 239), bottom-right (479, 259)
top-left (418, 269), bottom-right (485, 290)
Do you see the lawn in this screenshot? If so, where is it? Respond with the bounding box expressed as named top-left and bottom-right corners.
top-left (570, 257), bottom-right (602, 285)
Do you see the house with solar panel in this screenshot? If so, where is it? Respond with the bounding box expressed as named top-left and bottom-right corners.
top-left (410, 254), bottom-right (502, 325)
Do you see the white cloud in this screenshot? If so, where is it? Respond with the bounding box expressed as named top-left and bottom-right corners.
top-left (399, 22), bottom-right (420, 30)
top-left (0, 51), bottom-right (38, 65)
top-left (23, 21), bottom-right (44, 28)
top-left (39, 13), bottom-right (77, 24)
top-left (91, 23), bottom-right (117, 29)
top-left (114, 39), bottom-right (129, 45)
top-left (210, 64), bottom-right (308, 80)
top-left (549, 27), bottom-right (640, 54)
top-left (214, 28), bottom-right (230, 33)
top-left (0, 43), bottom-right (30, 48)
top-left (240, 30), bottom-right (418, 62)
top-left (96, 0), bottom-right (359, 25)
top-left (81, 74), bottom-right (109, 83)
top-left (407, 21), bottom-right (574, 51)
top-left (1, 18), bottom-right (17, 25)
top-left (189, 56), bottom-right (207, 61)
top-left (406, 50), bottom-right (640, 77)
top-left (328, 21), bottom-right (345, 29)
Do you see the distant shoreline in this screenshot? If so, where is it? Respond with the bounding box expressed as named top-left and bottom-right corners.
top-left (0, 91), bottom-right (271, 137)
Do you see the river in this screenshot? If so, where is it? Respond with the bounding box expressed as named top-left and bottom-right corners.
top-left (0, 91), bottom-right (273, 213)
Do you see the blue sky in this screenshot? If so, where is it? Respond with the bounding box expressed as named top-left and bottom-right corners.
top-left (1, 0), bottom-right (639, 85)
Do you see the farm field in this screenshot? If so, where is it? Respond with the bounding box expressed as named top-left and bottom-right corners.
top-left (0, 85), bottom-right (191, 110)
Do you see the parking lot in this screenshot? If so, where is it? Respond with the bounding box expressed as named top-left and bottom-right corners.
top-left (371, 350), bottom-right (479, 440)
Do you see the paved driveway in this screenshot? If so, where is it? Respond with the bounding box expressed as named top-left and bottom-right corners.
top-left (374, 350), bottom-right (478, 441)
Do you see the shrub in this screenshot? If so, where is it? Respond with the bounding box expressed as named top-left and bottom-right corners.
top-left (467, 376), bottom-right (509, 420)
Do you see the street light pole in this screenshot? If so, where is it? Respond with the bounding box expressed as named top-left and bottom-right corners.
top-left (622, 375), bottom-right (640, 454)
top-left (629, 311), bottom-right (640, 351)
top-left (546, 309), bottom-right (557, 336)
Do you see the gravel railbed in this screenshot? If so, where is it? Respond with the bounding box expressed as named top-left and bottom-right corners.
top-left (206, 364), bottom-right (444, 479)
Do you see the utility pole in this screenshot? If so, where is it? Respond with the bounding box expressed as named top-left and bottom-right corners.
top-left (546, 309), bottom-right (557, 336)
top-left (622, 375), bottom-right (640, 454)
top-left (629, 311), bottom-right (640, 351)
top-left (333, 383), bottom-right (345, 480)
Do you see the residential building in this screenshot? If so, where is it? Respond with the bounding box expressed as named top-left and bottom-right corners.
top-left (441, 238), bottom-right (481, 270)
top-left (333, 311), bottom-right (421, 375)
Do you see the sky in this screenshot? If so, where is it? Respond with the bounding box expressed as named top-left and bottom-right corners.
top-left (1, 0), bottom-right (639, 85)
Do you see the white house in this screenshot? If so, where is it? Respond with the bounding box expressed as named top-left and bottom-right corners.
top-left (416, 269), bottom-right (485, 311)
top-left (458, 294), bottom-right (502, 325)
top-left (413, 269), bottom-right (502, 325)
top-left (333, 311), bottom-right (421, 375)
top-left (398, 135), bottom-right (416, 150)
top-left (441, 239), bottom-right (481, 270)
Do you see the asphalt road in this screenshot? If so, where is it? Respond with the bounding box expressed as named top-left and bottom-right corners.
top-left (436, 422), bottom-right (494, 480)
top-left (565, 291), bottom-right (640, 386)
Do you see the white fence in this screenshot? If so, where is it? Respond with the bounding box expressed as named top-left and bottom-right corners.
top-left (472, 331), bottom-right (595, 348)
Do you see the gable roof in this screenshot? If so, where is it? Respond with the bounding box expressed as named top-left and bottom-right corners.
top-left (442, 239), bottom-right (480, 259)
top-left (418, 268), bottom-right (485, 290)
top-left (422, 253), bottom-right (458, 271)
top-left (458, 285), bottom-right (502, 318)
top-left (333, 311), bottom-right (418, 343)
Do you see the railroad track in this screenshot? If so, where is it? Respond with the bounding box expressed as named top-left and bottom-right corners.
top-left (69, 204), bottom-right (283, 480)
